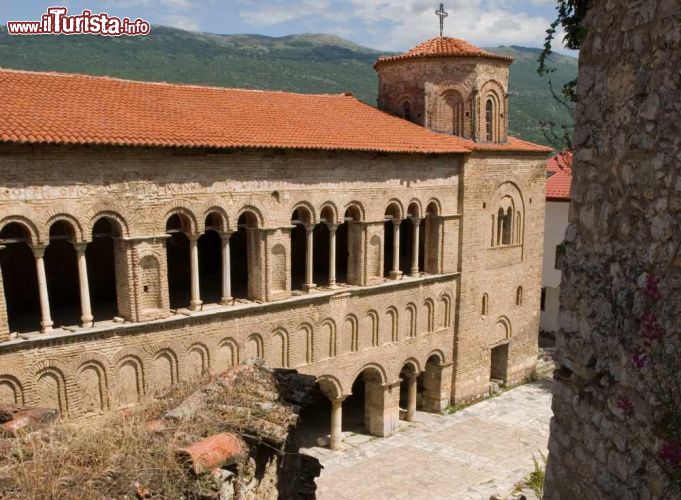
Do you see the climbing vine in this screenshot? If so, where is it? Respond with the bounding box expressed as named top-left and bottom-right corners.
top-left (537, 0), bottom-right (589, 151)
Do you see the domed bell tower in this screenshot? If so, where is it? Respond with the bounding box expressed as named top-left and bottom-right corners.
top-left (373, 4), bottom-right (513, 143)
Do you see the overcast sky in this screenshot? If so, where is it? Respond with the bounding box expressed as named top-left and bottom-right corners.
top-left (0, 0), bottom-right (568, 52)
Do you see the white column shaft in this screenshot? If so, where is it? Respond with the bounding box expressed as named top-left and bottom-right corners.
top-left (33, 247), bottom-right (53, 333)
top-left (411, 219), bottom-right (421, 277)
top-left (189, 235), bottom-right (202, 310)
top-left (330, 397), bottom-right (343, 450)
top-left (76, 244), bottom-right (93, 327)
top-left (328, 224), bottom-right (338, 287)
top-left (220, 232), bottom-right (232, 304)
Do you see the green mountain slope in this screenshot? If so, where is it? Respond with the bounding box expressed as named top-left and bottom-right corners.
top-left (0, 26), bottom-right (576, 146)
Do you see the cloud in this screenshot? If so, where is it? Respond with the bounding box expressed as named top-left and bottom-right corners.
top-left (160, 13), bottom-right (201, 31)
top-left (238, 0), bottom-right (555, 50)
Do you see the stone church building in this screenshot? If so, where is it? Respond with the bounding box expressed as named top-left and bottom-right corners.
top-left (0, 36), bottom-right (549, 448)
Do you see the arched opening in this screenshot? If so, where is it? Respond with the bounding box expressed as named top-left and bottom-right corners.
top-left (87, 218), bottom-right (120, 322)
top-left (344, 367), bottom-right (391, 436)
top-left (338, 205), bottom-right (362, 285)
top-left (315, 206), bottom-right (334, 287)
top-left (401, 100), bottom-right (412, 121)
top-left (516, 286), bottom-right (523, 306)
top-left (198, 213), bottom-right (223, 305)
top-left (231, 211), bottom-right (258, 300)
top-left (445, 92), bottom-right (464, 136)
top-left (45, 221), bottom-right (80, 328)
top-left (503, 207), bottom-right (513, 245)
top-left (295, 381), bottom-right (332, 448)
top-left (383, 203), bottom-right (401, 278)
top-left (420, 355), bottom-right (445, 412)
top-left (399, 362), bottom-right (419, 422)
top-left (491, 343), bottom-right (509, 386)
top-left (0, 223), bottom-right (40, 333)
top-left (291, 207), bottom-right (313, 292)
top-left (482, 293), bottom-right (489, 316)
top-left (165, 214), bottom-right (191, 310)
top-left (485, 97), bottom-right (496, 142)
top-left (423, 202), bottom-right (440, 274)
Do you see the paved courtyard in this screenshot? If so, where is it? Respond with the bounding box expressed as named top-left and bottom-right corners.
top-left (301, 378), bottom-right (553, 500)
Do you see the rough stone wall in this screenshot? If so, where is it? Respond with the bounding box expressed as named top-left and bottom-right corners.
top-left (376, 58), bottom-right (510, 141)
top-left (454, 153), bottom-right (546, 402)
top-left (544, 1), bottom-right (681, 498)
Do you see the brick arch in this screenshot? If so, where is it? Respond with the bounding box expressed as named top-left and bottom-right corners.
top-left (186, 342), bottom-right (211, 378)
top-left (352, 362), bottom-right (388, 387)
top-left (76, 359), bottom-right (110, 413)
top-left (385, 306), bottom-right (399, 343)
top-left (424, 349), bottom-right (447, 367)
top-left (319, 318), bottom-right (337, 360)
top-left (149, 346), bottom-right (180, 388)
top-left (425, 198), bottom-right (442, 216)
top-left (0, 215), bottom-right (40, 244)
top-left (293, 322), bottom-right (314, 366)
top-left (319, 202), bottom-right (339, 224)
top-left (384, 199), bottom-right (404, 220)
top-left (271, 328), bottom-right (290, 368)
top-left (439, 293), bottom-right (452, 328)
top-left (344, 201), bottom-right (365, 221)
top-left (0, 374), bottom-right (25, 406)
top-left (494, 316), bottom-right (512, 344)
top-left (216, 337), bottom-right (240, 371)
top-left (33, 360), bottom-right (70, 414)
top-left (407, 199), bottom-right (423, 219)
top-left (88, 210), bottom-right (130, 238)
top-left (200, 205), bottom-right (230, 233)
top-left (236, 205), bottom-right (264, 228)
top-left (114, 354), bottom-right (146, 406)
top-left (163, 205), bottom-right (199, 234)
top-left (398, 357), bottom-right (421, 375)
top-left (342, 314), bottom-right (358, 353)
top-left (317, 374), bottom-right (343, 399)
top-left (364, 310), bottom-right (379, 348)
top-left (244, 332), bottom-right (264, 360)
top-left (45, 213), bottom-right (85, 242)
top-left (290, 202), bottom-right (316, 224)
top-left (424, 298), bottom-right (435, 333)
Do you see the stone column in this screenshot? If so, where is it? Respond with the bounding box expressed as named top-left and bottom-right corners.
top-left (330, 396), bottom-right (344, 450)
top-left (406, 373), bottom-right (418, 422)
top-left (188, 234), bottom-right (202, 311)
top-left (302, 224), bottom-right (316, 292)
top-left (410, 218), bottom-right (421, 277)
top-left (327, 223), bottom-right (339, 288)
top-left (32, 245), bottom-right (53, 333)
top-left (389, 219), bottom-right (402, 279)
top-left (74, 243), bottom-right (93, 328)
top-left (0, 246), bottom-right (10, 341)
top-left (220, 231), bottom-right (233, 304)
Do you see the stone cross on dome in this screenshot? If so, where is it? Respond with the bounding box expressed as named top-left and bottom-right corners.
top-left (435, 3), bottom-right (448, 37)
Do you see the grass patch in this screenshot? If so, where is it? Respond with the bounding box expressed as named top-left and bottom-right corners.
top-left (524, 452), bottom-right (547, 499)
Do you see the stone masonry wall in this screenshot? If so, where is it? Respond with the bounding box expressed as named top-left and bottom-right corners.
top-left (544, 1), bottom-right (681, 498)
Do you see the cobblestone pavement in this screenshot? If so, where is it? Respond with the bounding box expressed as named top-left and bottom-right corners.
top-left (301, 379), bottom-right (553, 500)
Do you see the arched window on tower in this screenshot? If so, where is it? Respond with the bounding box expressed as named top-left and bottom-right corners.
top-left (516, 286), bottom-right (523, 306)
top-left (481, 293), bottom-right (489, 317)
top-left (485, 98), bottom-right (495, 142)
top-left (401, 101), bottom-right (412, 121)
top-left (502, 207), bottom-right (513, 245)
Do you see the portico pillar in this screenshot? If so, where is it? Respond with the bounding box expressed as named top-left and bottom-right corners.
top-left (406, 373), bottom-right (418, 422)
top-left (188, 234), bottom-right (202, 311)
top-left (74, 243), bottom-right (93, 328)
top-left (330, 396), bottom-right (344, 450)
top-left (389, 219), bottom-right (402, 279)
top-left (410, 218), bottom-right (421, 277)
top-left (220, 231), bottom-right (233, 304)
top-left (302, 224), bottom-right (316, 292)
top-left (327, 223), bottom-right (339, 288)
top-left (32, 245), bottom-right (53, 333)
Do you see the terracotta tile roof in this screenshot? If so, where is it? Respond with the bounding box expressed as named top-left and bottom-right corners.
top-left (375, 37), bottom-right (513, 68)
top-left (546, 151), bottom-right (573, 200)
top-left (0, 68), bottom-right (551, 156)
top-left (471, 137), bottom-right (553, 154)
top-left (0, 68), bottom-right (473, 155)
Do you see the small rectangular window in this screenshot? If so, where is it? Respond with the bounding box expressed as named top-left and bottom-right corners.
top-left (555, 243), bottom-right (566, 270)
top-left (540, 288), bottom-right (546, 311)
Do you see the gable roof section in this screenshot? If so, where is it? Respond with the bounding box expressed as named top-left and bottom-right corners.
top-left (546, 152), bottom-right (573, 201)
top-left (0, 68), bottom-right (550, 155)
top-left (0, 68), bottom-right (471, 155)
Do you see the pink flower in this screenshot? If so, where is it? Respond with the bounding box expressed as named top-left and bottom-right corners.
top-left (644, 275), bottom-right (662, 300)
top-left (658, 441), bottom-right (681, 468)
top-left (641, 311), bottom-right (664, 341)
top-left (615, 395), bottom-right (634, 414)
top-left (631, 348), bottom-right (648, 369)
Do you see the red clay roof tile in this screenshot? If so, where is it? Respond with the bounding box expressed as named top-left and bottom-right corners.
top-left (0, 68), bottom-right (550, 155)
top-left (546, 152), bottom-right (573, 200)
top-left (374, 37), bottom-right (513, 68)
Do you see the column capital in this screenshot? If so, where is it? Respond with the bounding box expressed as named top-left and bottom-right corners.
top-left (187, 233), bottom-right (201, 243)
top-left (32, 244), bottom-right (48, 258)
top-left (326, 223), bottom-right (340, 232)
top-left (73, 241), bottom-right (88, 254)
top-left (411, 217), bottom-right (422, 227)
top-left (304, 223), bottom-right (316, 233)
top-left (219, 230), bottom-right (235, 241)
